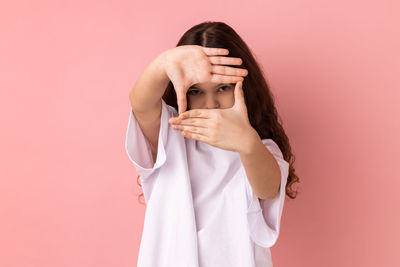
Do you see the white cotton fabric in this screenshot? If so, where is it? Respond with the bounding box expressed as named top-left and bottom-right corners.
top-left (125, 98), bottom-right (290, 267)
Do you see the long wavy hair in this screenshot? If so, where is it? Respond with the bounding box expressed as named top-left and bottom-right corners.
top-left (136, 21), bottom-right (300, 205)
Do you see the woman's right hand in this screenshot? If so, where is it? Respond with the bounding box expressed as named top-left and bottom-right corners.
top-left (159, 45), bottom-right (248, 115)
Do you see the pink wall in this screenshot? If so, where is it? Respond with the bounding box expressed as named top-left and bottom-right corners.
top-left (1, 0), bottom-right (399, 266)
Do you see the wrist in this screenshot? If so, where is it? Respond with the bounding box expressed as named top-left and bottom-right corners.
top-left (152, 50), bottom-right (170, 85)
top-left (238, 128), bottom-right (261, 156)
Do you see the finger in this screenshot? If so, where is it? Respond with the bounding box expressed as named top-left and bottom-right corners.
top-left (233, 80), bottom-right (246, 107)
top-left (173, 124), bottom-right (209, 136)
top-left (211, 65), bottom-right (248, 77)
top-left (172, 83), bottom-right (187, 115)
top-left (173, 118), bottom-right (210, 128)
top-left (178, 108), bottom-right (211, 120)
top-left (181, 129), bottom-right (210, 143)
top-left (210, 74), bottom-right (244, 84)
top-left (200, 46), bottom-right (229, 56)
top-left (208, 56), bottom-right (243, 66)
top-left (176, 92), bottom-right (187, 115)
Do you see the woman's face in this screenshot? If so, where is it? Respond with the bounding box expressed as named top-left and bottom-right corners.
top-left (186, 81), bottom-right (236, 110)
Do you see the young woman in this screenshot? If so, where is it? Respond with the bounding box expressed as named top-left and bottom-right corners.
top-left (125, 21), bottom-right (299, 267)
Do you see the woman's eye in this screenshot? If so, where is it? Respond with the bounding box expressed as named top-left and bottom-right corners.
top-left (218, 86), bottom-right (230, 92)
top-left (188, 89), bottom-right (201, 95)
top-left (188, 86), bottom-right (231, 95)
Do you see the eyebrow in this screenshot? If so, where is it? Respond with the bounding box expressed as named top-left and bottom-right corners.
top-left (190, 83), bottom-right (232, 89)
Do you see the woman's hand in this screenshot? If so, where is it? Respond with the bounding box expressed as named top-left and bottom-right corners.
top-left (160, 45), bottom-right (248, 115)
top-left (168, 81), bottom-right (259, 153)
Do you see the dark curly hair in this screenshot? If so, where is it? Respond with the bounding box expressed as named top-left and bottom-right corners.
top-left (136, 21), bottom-right (300, 205)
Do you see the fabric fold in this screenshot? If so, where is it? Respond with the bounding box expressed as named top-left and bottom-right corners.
top-left (245, 139), bottom-right (290, 248)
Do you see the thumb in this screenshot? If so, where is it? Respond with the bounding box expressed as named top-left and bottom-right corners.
top-left (233, 80), bottom-right (246, 108)
top-left (171, 81), bottom-right (187, 115)
top-left (176, 88), bottom-right (187, 115)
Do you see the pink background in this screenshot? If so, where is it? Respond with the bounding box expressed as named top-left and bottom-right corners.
top-left (1, 0), bottom-right (399, 266)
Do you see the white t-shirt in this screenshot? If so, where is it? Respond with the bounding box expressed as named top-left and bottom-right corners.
top-left (125, 98), bottom-right (290, 267)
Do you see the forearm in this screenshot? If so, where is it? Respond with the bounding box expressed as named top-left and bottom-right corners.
top-left (239, 130), bottom-right (281, 200)
top-left (129, 51), bottom-right (170, 113)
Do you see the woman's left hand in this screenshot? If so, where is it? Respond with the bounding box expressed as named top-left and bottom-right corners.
top-left (168, 81), bottom-right (259, 153)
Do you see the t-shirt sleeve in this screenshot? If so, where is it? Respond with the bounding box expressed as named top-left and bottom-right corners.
top-left (245, 138), bottom-right (290, 248)
top-left (125, 98), bottom-right (175, 181)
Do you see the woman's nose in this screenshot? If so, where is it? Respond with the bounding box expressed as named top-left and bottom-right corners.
top-left (205, 97), bottom-right (219, 109)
